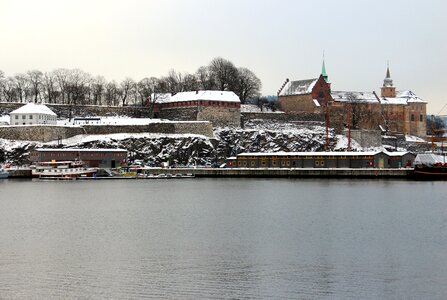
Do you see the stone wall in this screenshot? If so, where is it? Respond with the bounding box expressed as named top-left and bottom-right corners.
top-left (0, 125), bottom-right (85, 142)
top-left (173, 122), bottom-right (214, 136)
top-left (0, 121), bottom-right (214, 142)
top-left (242, 112), bottom-right (324, 123)
top-left (158, 107), bottom-right (198, 121)
top-left (159, 106), bottom-right (241, 127)
top-left (0, 102), bottom-right (150, 118)
top-left (278, 94), bottom-right (320, 113)
top-left (198, 106), bottom-right (240, 127)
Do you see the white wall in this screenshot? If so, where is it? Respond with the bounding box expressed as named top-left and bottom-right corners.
top-left (10, 113), bottom-right (57, 125)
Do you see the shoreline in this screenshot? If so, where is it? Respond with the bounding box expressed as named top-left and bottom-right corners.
top-left (5, 167), bottom-right (414, 179)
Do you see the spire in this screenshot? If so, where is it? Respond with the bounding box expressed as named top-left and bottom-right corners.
top-left (381, 61), bottom-right (396, 97)
top-left (383, 62), bottom-right (393, 87)
top-left (385, 61), bottom-right (391, 79)
top-left (321, 52), bottom-right (329, 83)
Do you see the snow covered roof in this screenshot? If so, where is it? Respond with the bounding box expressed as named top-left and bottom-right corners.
top-left (331, 91), bottom-right (379, 104)
top-left (382, 90), bottom-right (426, 104)
top-left (383, 151), bottom-right (412, 157)
top-left (156, 91), bottom-right (240, 103)
top-left (279, 78), bottom-right (318, 96)
top-left (10, 103), bottom-right (57, 116)
top-left (331, 90), bottom-right (426, 105)
top-left (237, 151), bottom-right (383, 157)
top-left (414, 153), bottom-right (446, 166)
top-left (151, 93), bottom-right (172, 103)
top-left (35, 148), bottom-right (127, 152)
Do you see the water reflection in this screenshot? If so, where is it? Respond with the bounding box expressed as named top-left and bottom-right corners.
top-left (0, 179), bottom-right (446, 299)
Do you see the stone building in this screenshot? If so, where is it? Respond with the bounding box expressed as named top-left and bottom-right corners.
top-left (278, 63), bottom-right (427, 138)
top-left (30, 148), bottom-right (128, 168)
top-left (9, 103), bottom-right (57, 126)
top-left (278, 61), bottom-right (332, 113)
top-left (154, 90), bottom-right (241, 127)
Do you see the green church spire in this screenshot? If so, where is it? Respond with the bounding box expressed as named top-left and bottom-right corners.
top-left (321, 53), bottom-right (329, 83)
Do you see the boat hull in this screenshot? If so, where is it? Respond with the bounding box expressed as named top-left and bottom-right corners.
top-left (411, 165), bottom-right (447, 179)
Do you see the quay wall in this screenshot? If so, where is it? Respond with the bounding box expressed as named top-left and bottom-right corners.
top-left (7, 167), bottom-right (412, 178)
top-left (0, 121), bottom-right (214, 142)
top-left (140, 167), bottom-right (411, 178)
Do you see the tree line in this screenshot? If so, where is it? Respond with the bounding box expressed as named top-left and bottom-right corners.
top-left (0, 57), bottom-right (262, 107)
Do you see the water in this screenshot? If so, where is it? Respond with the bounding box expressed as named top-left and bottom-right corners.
top-left (0, 178), bottom-right (446, 299)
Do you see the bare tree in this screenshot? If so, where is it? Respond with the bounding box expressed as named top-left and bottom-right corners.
top-left (2, 77), bottom-right (17, 102)
top-left (196, 66), bottom-right (217, 90)
top-left (14, 74), bottom-right (30, 103)
top-left (119, 77), bottom-right (136, 106)
top-left (105, 81), bottom-right (120, 106)
top-left (66, 69), bottom-right (91, 106)
top-left (209, 57), bottom-right (239, 91)
top-left (54, 68), bottom-right (70, 104)
top-left (234, 67), bottom-right (261, 103)
top-left (41, 72), bottom-right (59, 104)
top-left (27, 70), bottom-right (43, 103)
top-left (182, 73), bottom-right (200, 91)
top-left (91, 76), bottom-right (106, 106)
top-left (137, 77), bottom-right (156, 106)
top-left (0, 70), bottom-right (4, 102)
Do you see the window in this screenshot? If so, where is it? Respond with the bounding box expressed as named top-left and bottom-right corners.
top-left (15, 115), bottom-right (18, 119)
top-left (420, 115), bottom-right (423, 122)
top-left (29, 115), bottom-right (33, 119)
top-left (22, 115), bottom-right (26, 119)
top-left (411, 114), bottom-right (415, 121)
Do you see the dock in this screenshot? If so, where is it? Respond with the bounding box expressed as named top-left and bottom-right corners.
top-left (136, 167), bottom-right (411, 178)
top-left (5, 167), bottom-right (412, 179)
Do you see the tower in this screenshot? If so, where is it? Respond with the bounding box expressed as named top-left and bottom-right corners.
top-left (381, 63), bottom-right (396, 97)
top-left (321, 56), bottom-right (329, 83)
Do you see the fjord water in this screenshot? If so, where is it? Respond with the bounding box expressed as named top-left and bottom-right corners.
top-left (0, 179), bottom-right (446, 299)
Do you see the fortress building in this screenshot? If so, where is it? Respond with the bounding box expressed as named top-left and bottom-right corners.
top-left (278, 62), bottom-right (427, 137)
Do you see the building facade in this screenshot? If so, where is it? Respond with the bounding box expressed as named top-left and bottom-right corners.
top-left (154, 90), bottom-right (241, 127)
top-left (30, 148), bottom-right (128, 168)
top-left (227, 151), bottom-right (415, 169)
top-left (9, 103), bottom-right (57, 126)
top-left (278, 63), bottom-right (427, 138)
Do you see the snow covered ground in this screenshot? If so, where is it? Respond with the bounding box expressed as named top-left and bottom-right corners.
top-left (46, 132), bottom-right (208, 147)
top-left (0, 115), bottom-right (9, 124)
top-left (241, 104), bottom-right (282, 113)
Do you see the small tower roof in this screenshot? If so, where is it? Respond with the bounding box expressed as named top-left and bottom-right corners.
top-left (321, 58), bottom-right (329, 83)
top-left (386, 62), bottom-right (391, 78)
top-left (383, 63), bottom-right (393, 87)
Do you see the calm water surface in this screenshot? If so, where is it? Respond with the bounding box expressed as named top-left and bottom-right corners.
top-left (0, 178), bottom-right (446, 299)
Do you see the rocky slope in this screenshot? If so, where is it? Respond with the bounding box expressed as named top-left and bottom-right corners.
top-left (0, 120), bottom-right (336, 166)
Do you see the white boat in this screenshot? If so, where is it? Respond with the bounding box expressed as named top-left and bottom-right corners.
top-left (32, 161), bottom-right (97, 179)
top-left (0, 167), bottom-right (8, 179)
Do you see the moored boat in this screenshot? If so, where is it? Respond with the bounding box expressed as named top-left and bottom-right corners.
top-left (411, 153), bottom-right (447, 179)
top-left (32, 160), bottom-right (97, 179)
top-left (0, 166), bottom-right (9, 179)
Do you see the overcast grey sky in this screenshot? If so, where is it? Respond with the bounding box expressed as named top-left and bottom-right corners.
top-left (1, 0), bottom-right (446, 113)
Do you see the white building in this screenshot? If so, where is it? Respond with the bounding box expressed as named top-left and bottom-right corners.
top-left (10, 103), bottom-right (57, 126)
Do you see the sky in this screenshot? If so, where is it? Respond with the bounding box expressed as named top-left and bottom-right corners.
top-left (0, 0), bottom-right (446, 114)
